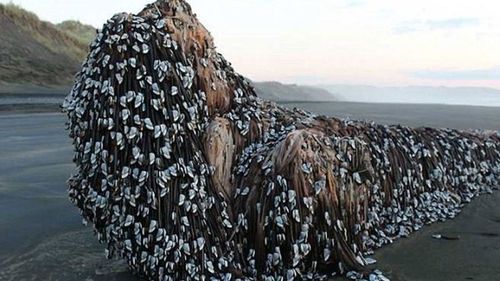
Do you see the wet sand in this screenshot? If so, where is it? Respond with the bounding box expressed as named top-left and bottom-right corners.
top-left (0, 113), bottom-right (134, 281)
top-left (0, 105), bottom-right (499, 280)
top-left (369, 191), bottom-right (500, 281)
top-left (280, 102), bottom-right (500, 130)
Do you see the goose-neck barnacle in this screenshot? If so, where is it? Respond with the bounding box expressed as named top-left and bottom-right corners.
top-left (63, 0), bottom-right (500, 280)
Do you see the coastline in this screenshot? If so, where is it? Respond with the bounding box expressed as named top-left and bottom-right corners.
top-left (0, 108), bottom-right (499, 280)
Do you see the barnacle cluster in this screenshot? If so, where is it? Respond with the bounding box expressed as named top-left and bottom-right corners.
top-left (63, 0), bottom-right (500, 280)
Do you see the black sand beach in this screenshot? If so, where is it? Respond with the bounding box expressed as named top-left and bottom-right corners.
top-left (0, 113), bottom-right (134, 280)
top-left (280, 102), bottom-right (500, 131)
top-left (0, 103), bottom-right (499, 281)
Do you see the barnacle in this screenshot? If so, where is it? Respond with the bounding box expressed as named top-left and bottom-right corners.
top-left (63, 1), bottom-right (500, 280)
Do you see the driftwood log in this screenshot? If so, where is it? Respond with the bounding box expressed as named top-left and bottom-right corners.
top-left (63, 0), bottom-right (500, 280)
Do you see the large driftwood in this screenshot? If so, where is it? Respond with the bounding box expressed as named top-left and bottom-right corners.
top-left (63, 0), bottom-right (500, 280)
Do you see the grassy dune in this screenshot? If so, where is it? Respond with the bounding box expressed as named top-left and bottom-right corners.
top-left (0, 3), bottom-right (94, 88)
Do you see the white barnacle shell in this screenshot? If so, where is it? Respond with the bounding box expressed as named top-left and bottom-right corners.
top-left (134, 93), bottom-right (144, 108)
top-left (152, 83), bottom-right (161, 96)
top-left (102, 54), bottom-right (111, 67)
top-left (142, 43), bottom-right (150, 54)
top-left (181, 216), bottom-right (190, 226)
top-left (156, 19), bottom-right (166, 29)
top-left (129, 58), bottom-right (137, 68)
top-left (124, 239), bottom-right (132, 251)
top-left (182, 243), bottom-right (191, 256)
top-left (116, 132), bottom-right (124, 146)
top-left (115, 73), bottom-right (124, 85)
top-left (101, 80), bottom-right (109, 94)
top-left (139, 171), bottom-right (148, 183)
top-left (121, 166), bottom-right (130, 179)
top-left (149, 220), bottom-right (158, 233)
top-left (171, 86), bottom-right (178, 96)
top-left (197, 237), bottom-right (205, 250)
top-left (300, 243), bottom-right (311, 255)
top-left (353, 172), bottom-right (362, 184)
top-left (124, 215), bottom-right (134, 227)
top-left (288, 190), bottom-right (296, 203)
top-left (240, 187), bottom-right (250, 196)
top-left (314, 179), bottom-right (326, 195)
top-left (154, 126), bottom-right (162, 138)
top-left (134, 32), bottom-right (144, 42)
top-left (132, 147), bottom-right (141, 160)
top-left (178, 194), bottom-right (186, 207)
top-left (172, 110), bottom-right (180, 122)
top-left (301, 163), bottom-right (313, 174)
top-left (129, 126), bottom-right (140, 139)
top-left (292, 209), bottom-right (300, 223)
top-left (160, 144), bottom-right (172, 159)
top-left (121, 109), bottom-right (130, 121)
top-left (144, 118), bottom-right (154, 130)
top-left (133, 114), bottom-right (141, 125)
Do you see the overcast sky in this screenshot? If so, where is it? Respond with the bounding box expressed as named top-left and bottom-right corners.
top-left (2, 0), bottom-right (500, 89)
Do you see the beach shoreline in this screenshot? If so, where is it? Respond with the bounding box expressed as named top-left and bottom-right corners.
top-left (0, 106), bottom-right (499, 281)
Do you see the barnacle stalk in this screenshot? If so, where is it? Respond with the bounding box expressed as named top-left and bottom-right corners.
top-left (63, 0), bottom-right (500, 280)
